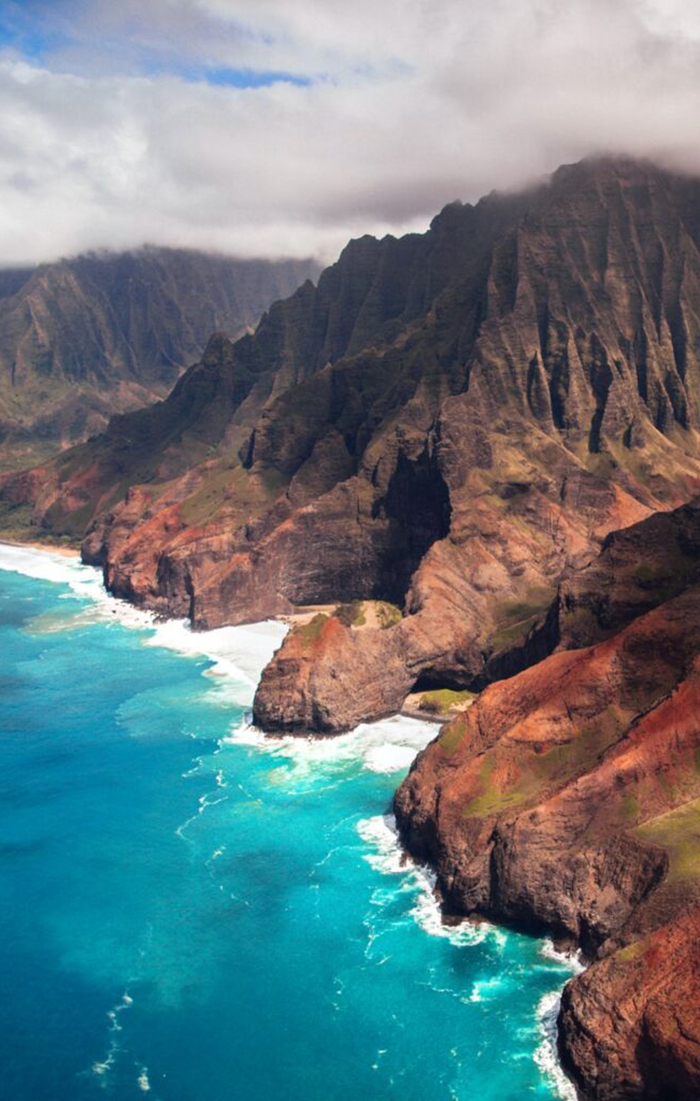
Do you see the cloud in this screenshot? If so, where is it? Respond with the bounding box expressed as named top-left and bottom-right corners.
top-left (1, 0), bottom-right (700, 266)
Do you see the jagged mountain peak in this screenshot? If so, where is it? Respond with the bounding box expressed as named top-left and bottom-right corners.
top-left (4, 153), bottom-right (700, 646)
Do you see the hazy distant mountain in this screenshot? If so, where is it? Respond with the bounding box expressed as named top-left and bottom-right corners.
top-left (0, 247), bottom-right (320, 469)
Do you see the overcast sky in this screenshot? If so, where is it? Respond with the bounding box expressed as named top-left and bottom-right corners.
top-left (1, 0), bottom-right (700, 266)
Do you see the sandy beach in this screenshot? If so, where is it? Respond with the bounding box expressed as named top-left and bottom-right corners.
top-left (0, 539), bottom-right (80, 559)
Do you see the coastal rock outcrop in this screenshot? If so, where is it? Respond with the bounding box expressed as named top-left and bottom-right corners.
top-left (252, 435), bottom-right (648, 731)
top-left (559, 908), bottom-right (700, 1100)
top-left (394, 502), bottom-right (700, 1099)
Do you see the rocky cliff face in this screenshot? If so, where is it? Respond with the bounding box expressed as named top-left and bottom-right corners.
top-left (551, 500), bottom-right (700, 648)
top-left (0, 248), bottom-right (319, 470)
top-left (5, 157), bottom-right (700, 711)
top-left (253, 157), bottom-right (700, 729)
top-left (5, 155), bottom-right (700, 1098)
top-left (394, 500), bottom-right (700, 1100)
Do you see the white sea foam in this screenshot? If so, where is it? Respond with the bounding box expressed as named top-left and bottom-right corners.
top-left (0, 546), bottom-right (430, 765)
top-left (359, 812), bottom-right (584, 1098)
top-left (136, 1065), bottom-right (151, 1092)
top-left (90, 990), bottom-right (134, 1085)
top-left (145, 617), bottom-right (287, 707)
top-left (0, 542), bottom-right (155, 628)
top-left (356, 813), bottom-right (493, 946)
top-left (533, 943), bottom-right (583, 1100)
top-left (534, 990), bottom-right (579, 1101)
top-left (0, 542), bottom-right (287, 703)
top-left (225, 712), bottom-right (437, 779)
top-left (468, 975), bottom-right (511, 1002)
top-left (540, 937), bottom-right (585, 974)
top-left (0, 542), bottom-right (101, 589)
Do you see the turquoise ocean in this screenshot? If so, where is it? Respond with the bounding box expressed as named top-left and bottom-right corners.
top-left (0, 544), bottom-right (579, 1101)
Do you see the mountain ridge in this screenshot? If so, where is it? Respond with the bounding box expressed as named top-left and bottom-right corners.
top-left (0, 246), bottom-right (320, 470)
top-left (4, 158), bottom-right (700, 635)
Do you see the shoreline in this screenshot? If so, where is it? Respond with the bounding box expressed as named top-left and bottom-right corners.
top-left (0, 538), bottom-right (579, 1099)
top-left (399, 706), bottom-right (445, 725)
top-left (0, 537), bottom-right (80, 559)
top-left (0, 548), bottom-right (473, 729)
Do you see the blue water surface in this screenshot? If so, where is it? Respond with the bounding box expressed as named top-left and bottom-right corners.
top-left (0, 552), bottom-right (575, 1101)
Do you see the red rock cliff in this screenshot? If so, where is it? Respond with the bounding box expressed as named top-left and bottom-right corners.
top-left (394, 503), bottom-right (700, 1099)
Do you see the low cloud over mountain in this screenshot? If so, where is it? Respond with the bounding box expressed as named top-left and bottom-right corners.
top-left (2, 0), bottom-right (700, 265)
